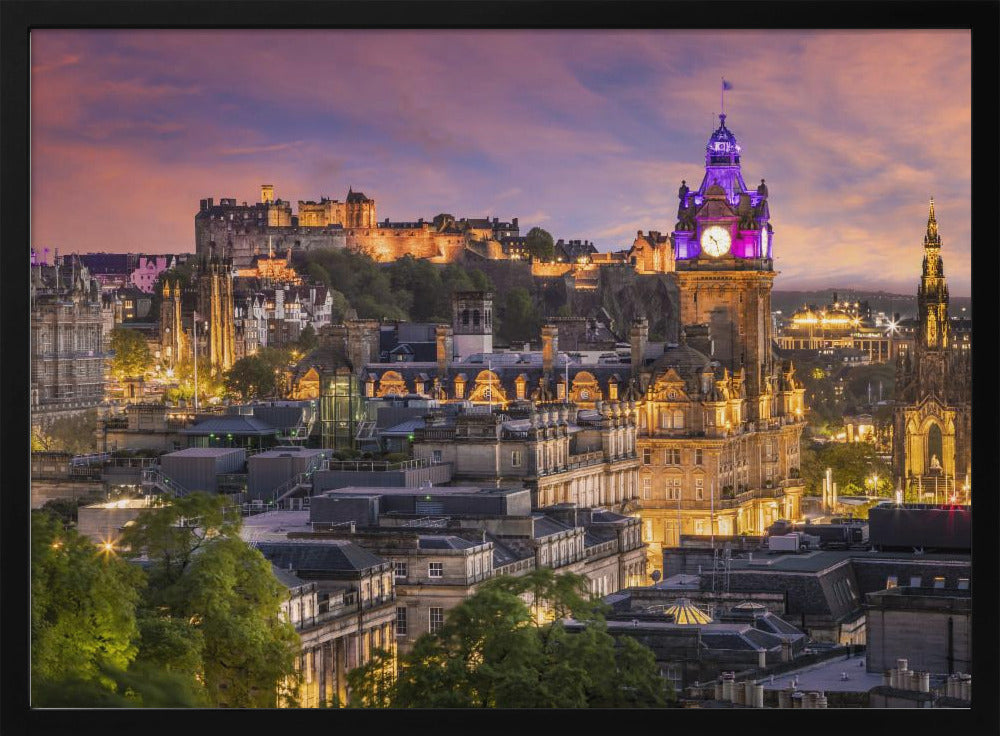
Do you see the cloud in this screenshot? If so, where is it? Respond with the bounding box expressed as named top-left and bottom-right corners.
top-left (29, 30), bottom-right (972, 295)
top-left (218, 141), bottom-right (305, 156)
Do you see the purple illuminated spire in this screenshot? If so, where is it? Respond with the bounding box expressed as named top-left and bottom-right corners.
top-left (706, 114), bottom-right (741, 166)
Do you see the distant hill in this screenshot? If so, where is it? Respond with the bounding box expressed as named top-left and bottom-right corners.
top-left (772, 289), bottom-right (972, 320)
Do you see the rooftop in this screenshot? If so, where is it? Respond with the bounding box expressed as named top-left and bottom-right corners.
top-left (319, 485), bottom-right (521, 497)
top-left (179, 416), bottom-right (278, 436)
top-left (161, 446), bottom-right (249, 457)
top-left (760, 653), bottom-right (883, 693)
top-left (240, 509), bottom-right (313, 542)
top-left (258, 540), bottom-right (386, 573)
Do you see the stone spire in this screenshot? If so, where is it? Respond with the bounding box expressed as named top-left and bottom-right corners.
top-left (918, 197), bottom-right (949, 350)
top-left (924, 197), bottom-right (940, 247)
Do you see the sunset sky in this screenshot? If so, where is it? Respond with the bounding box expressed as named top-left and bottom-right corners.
top-left (31, 30), bottom-right (971, 295)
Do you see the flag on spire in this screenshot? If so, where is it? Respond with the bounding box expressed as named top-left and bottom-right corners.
top-left (721, 79), bottom-right (733, 115)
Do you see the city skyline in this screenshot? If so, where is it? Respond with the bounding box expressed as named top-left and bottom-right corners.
top-left (31, 29), bottom-right (972, 295)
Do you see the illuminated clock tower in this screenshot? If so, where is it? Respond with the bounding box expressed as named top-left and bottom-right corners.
top-left (672, 114), bottom-right (775, 419)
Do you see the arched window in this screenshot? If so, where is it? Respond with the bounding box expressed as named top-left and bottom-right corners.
top-left (927, 423), bottom-right (943, 472)
top-left (462, 309), bottom-right (470, 326)
top-left (473, 309), bottom-right (481, 327)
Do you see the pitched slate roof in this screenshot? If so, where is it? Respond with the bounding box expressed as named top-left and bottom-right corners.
top-left (180, 415), bottom-right (279, 436)
top-left (418, 535), bottom-right (477, 551)
top-left (257, 541), bottom-right (385, 573)
top-left (532, 514), bottom-right (573, 539)
top-left (381, 418), bottom-right (426, 437)
top-left (272, 564), bottom-right (308, 590)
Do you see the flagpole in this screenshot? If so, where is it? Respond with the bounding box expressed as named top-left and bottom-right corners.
top-left (193, 312), bottom-right (199, 411)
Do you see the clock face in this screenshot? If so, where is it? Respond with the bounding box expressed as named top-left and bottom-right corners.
top-left (700, 225), bottom-right (732, 257)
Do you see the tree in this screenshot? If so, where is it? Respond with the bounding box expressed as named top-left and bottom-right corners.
top-left (296, 323), bottom-right (318, 353)
top-left (497, 287), bottom-right (542, 345)
top-left (109, 327), bottom-right (153, 380)
top-left (31, 512), bottom-right (144, 699)
top-left (167, 354), bottom-right (225, 406)
top-left (32, 409), bottom-right (99, 455)
top-left (224, 355), bottom-right (279, 401)
top-left (525, 227), bottom-right (555, 261)
top-left (345, 647), bottom-right (396, 708)
top-left (369, 569), bottom-right (668, 709)
top-left (39, 493), bottom-right (105, 527)
top-left (120, 493), bottom-right (301, 708)
top-left (800, 440), bottom-right (892, 497)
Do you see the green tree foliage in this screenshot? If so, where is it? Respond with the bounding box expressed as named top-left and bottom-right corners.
top-left (39, 493), bottom-right (105, 527)
top-left (299, 249), bottom-right (408, 321)
top-left (109, 327), bottom-right (153, 380)
top-left (223, 346), bottom-right (294, 401)
top-left (224, 355), bottom-right (279, 401)
top-left (497, 287), bottom-right (542, 346)
top-left (525, 227), bottom-right (555, 262)
top-left (32, 410), bottom-right (99, 455)
top-left (165, 354), bottom-right (226, 406)
top-left (31, 512), bottom-right (144, 698)
top-left (296, 323), bottom-right (318, 353)
top-left (800, 440), bottom-right (892, 497)
top-left (297, 249), bottom-right (497, 325)
top-left (120, 493), bottom-right (301, 707)
top-left (843, 364), bottom-right (895, 409)
top-left (345, 647), bottom-right (395, 708)
top-left (32, 661), bottom-right (207, 708)
top-left (387, 255), bottom-right (443, 322)
top-left (360, 569), bottom-right (668, 709)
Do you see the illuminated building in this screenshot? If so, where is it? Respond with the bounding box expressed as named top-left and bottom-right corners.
top-left (159, 279), bottom-right (187, 371)
top-left (195, 246), bottom-right (237, 375)
top-left (30, 253), bottom-right (108, 424)
top-left (776, 294), bottom-right (895, 363)
top-left (634, 114), bottom-right (807, 573)
top-left (195, 184), bottom-right (514, 267)
top-left (892, 200), bottom-right (972, 501)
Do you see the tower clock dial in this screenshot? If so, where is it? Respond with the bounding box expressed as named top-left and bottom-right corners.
top-left (700, 225), bottom-right (732, 257)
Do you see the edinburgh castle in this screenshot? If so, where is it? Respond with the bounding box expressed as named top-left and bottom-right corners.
top-left (196, 184), bottom-right (518, 266)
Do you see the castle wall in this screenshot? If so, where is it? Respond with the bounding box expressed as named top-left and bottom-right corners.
top-left (346, 228), bottom-right (467, 263)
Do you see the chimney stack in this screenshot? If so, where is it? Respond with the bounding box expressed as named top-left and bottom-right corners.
top-left (542, 324), bottom-right (559, 377)
top-left (630, 318), bottom-right (648, 378)
top-left (436, 324), bottom-right (454, 377)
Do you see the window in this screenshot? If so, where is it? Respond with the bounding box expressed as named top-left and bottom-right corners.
top-left (695, 449), bottom-right (704, 465)
top-left (642, 477), bottom-right (652, 500)
top-left (394, 561), bottom-right (408, 579)
top-left (957, 578), bottom-right (970, 590)
top-left (511, 450), bottom-right (522, 467)
top-left (666, 477), bottom-right (682, 500)
top-left (642, 448), bottom-right (652, 464)
top-left (396, 607), bottom-right (407, 636)
top-left (909, 576), bottom-right (922, 588)
top-left (886, 576), bottom-right (898, 589)
top-left (663, 664), bottom-right (683, 691)
top-left (432, 450), bottom-right (442, 463)
top-left (933, 576), bottom-right (946, 589)
top-left (428, 562), bottom-right (443, 578)
top-left (695, 520), bottom-right (705, 535)
top-left (429, 607), bottom-right (444, 634)
top-left (665, 449), bottom-right (681, 465)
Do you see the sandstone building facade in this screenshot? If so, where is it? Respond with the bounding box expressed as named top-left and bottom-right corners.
top-left (196, 185), bottom-right (518, 267)
top-left (30, 255), bottom-right (107, 425)
top-left (892, 200), bottom-right (972, 500)
top-left (633, 115), bottom-right (806, 572)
